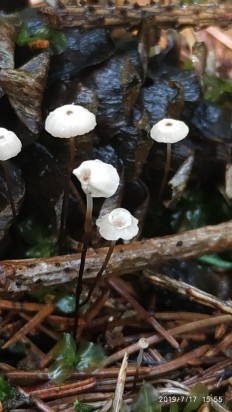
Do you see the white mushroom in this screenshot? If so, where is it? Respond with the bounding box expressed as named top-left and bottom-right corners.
top-left (45, 104), bottom-right (96, 139)
top-left (96, 208), bottom-right (139, 241)
top-left (73, 159), bottom-right (120, 199)
top-left (150, 118), bottom-right (189, 144)
top-left (0, 128), bottom-right (22, 220)
top-left (150, 118), bottom-right (189, 200)
top-left (72, 161), bottom-right (120, 338)
top-left (45, 105), bottom-right (97, 249)
top-left (0, 128), bottom-right (22, 161)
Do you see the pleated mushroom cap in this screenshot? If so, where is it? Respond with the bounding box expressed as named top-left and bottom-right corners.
top-left (0, 128), bottom-right (22, 161)
top-left (150, 118), bottom-right (189, 144)
top-left (96, 208), bottom-right (139, 241)
top-left (45, 104), bottom-right (96, 138)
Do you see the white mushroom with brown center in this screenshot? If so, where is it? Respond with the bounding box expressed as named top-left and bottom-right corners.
top-left (73, 159), bottom-right (120, 199)
top-left (150, 118), bottom-right (189, 199)
top-left (96, 208), bottom-right (139, 241)
top-left (150, 118), bottom-right (189, 144)
top-left (0, 128), bottom-right (22, 161)
top-left (45, 104), bottom-right (96, 138)
top-left (45, 104), bottom-right (97, 249)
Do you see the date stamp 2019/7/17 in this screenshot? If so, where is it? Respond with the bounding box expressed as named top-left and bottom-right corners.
top-left (158, 396), bottom-right (223, 404)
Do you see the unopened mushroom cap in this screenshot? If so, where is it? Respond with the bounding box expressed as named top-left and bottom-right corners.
top-left (150, 118), bottom-right (189, 144)
top-left (96, 208), bottom-right (139, 241)
top-left (45, 104), bottom-right (96, 138)
top-left (138, 338), bottom-right (149, 349)
top-left (0, 128), bottom-right (22, 161)
top-left (73, 159), bottom-right (120, 198)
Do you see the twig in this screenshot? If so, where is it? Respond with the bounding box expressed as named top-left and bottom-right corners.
top-left (41, 3), bottom-right (232, 30)
top-left (112, 352), bottom-right (128, 412)
top-left (143, 270), bottom-right (232, 315)
top-left (25, 378), bottom-right (96, 400)
top-left (2, 219), bottom-right (232, 294)
top-left (2, 303), bottom-right (54, 349)
top-left (105, 314), bottom-right (232, 365)
top-left (108, 277), bottom-right (180, 350)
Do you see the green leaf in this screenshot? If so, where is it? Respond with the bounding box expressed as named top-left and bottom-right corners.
top-left (0, 374), bottom-right (16, 402)
top-left (204, 74), bottom-right (232, 104)
top-left (49, 30), bottom-right (67, 55)
top-left (16, 22), bottom-right (50, 46)
top-left (132, 382), bottom-right (161, 412)
top-left (198, 254), bottom-right (232, 269)
top-left (48, 333), bottom-right (77, 383)
top-left (25, 240), bottom-right (55, 258)
top-left (74, 341), bottom-right (106, 371)
top-left (56, 333), bottom-right (76, 365)
top-left (73, 399), bottom-right (94, 412)
top-left (169, 404), bottom-right (179, 412)
top-left (48, 360), bottom-right (74, 384)
top-left (183, 383), bottom-right (208, 412)
top-left (49, 335), bottom-right (105, 383)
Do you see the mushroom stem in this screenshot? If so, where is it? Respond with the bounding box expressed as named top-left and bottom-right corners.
top-left (133, 338), bottom-right (149, 388)
top-left (59, 136), bottom-right (75, 251)
top-left (2, 161), bottom-right (17, 221)
top-left (73, 193), bottom-right (93, 342)
top-left (158, 142), bottom-right (172, 200)
top-left (81, 240), bottom-right (116, 308)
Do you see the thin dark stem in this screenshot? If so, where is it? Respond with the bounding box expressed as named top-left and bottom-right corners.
top-left (80, 241), bottom-right (115, 308)
top-left (2, 161), bottom-right (17, 221)
top-left (73, 194), bottom-right (93, 342)
top-left (59, 136), bottom-right (75, 252)
top-left (158, 142), bottom-right (172, 200)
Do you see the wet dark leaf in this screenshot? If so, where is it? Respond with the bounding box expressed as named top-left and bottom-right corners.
top-left (123, 179), bottom-right (150, 239)
top-left (147, 66), bottom-right (201, 103)
top-left (142, 80), bottom-right (176, 125)
top-left (81, 51), bottom-right (142, 141)
top-left (0, 162), bottom-right (25, 240)
top-left (191, 101), bottom-right (232, 142)
top-left (48, 28), bottom-right (116, 84)
top-left (18, 142), bottom-right (66, 205)
top-left (0, 17), bottom-right (17, 98)
top-left (0, 18), bottom-right (16, 70)
top-left (0, 52), bottom-right (50, 133)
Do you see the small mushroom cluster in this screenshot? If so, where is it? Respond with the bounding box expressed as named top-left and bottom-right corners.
top-left (45, 104), bottom-right (139, 340)
top-left (45, 103), bottom-right (139, 244)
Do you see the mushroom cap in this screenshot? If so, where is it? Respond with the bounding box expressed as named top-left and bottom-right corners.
top-left (150, 118), bottom-right (189, 144)
top-left (0, 128), bottom-right (22, 161)
top-left (45, 104), bottom-right (96, 138)
top-left (138, 338), bottom-right (149, 349)
top-left (96, 208), bottom-right (139, 241)
top-left (73, 159), bottom-right (120, 198)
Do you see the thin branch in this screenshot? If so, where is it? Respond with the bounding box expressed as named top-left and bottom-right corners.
top-left (41, 3), bottom-right (232, 30)
top-left (143, 270), bottom-right (232, 315)
top-left (1, 219), bottom-right (232, 294)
